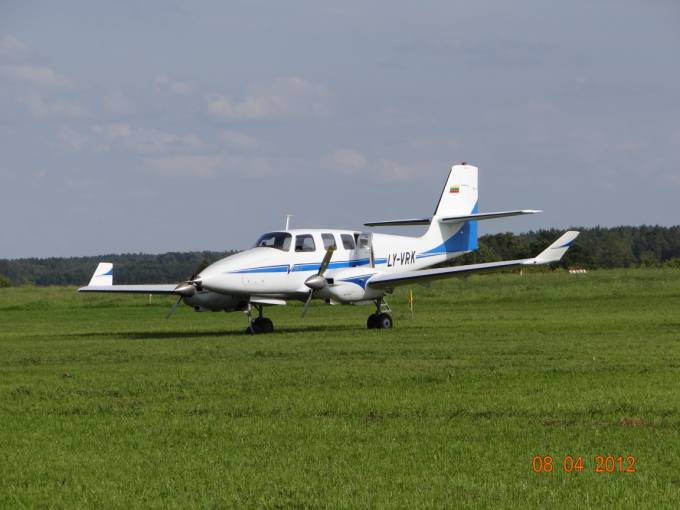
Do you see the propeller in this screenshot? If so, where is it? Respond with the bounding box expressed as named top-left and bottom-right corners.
top-left (301, 246), bottom-right (335, 317)
top-left (165, 261), bottom-right (207, 319)
top-left (165, 296), bottom-right (183, 319)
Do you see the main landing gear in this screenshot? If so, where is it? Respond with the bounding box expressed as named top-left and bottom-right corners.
top-left (245, 303), bottom-right (274, 334)
top-left (367, 298), bottom-right (393, 330)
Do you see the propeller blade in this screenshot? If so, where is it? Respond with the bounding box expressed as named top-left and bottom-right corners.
top-left (301, 291), bottom-right (314, 318)
top-left (318, 246), bottom-right (335, 275)
top-left (303, 246), bottom-right (335, 318)
top-left (165, 296), bottom-right (183, 319)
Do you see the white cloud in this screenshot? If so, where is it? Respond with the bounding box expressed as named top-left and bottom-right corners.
top-left (103, 91), bottom-right (134, 115)
top-left (58, 126), bottom-right (88, 151)
top-left (0, 35), bottom-right (28, 58)
top-left (377, 159), bottom-right (421, 182)
top-left (21, 94), bottom-right (85, 118)
top-left (143, 154), bottom-right (274, 178)
top-left (207, 77), bottom-right (332, 121)
top-left (321, 148), bottom-right (423, 182)
top-left (155, 74), bottom-right (194, 95)
top-left (0, 35), bottom-right (70, 89)
top-left (90, 123), bottom-right (205, 154)
top-left (56, 123), bottom-right (206, 155)
top-left (321, 149), bottom-right (367, 175)
top-left (1, 64), bottom-right (70, 87)
top-left (220, 130), bottom-right (258, 149)
top-left (144, 155), bottom-right (224, 178)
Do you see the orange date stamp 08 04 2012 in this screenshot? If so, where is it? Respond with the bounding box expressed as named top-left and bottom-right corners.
top-left (532, 455), bottom-right (636, 474)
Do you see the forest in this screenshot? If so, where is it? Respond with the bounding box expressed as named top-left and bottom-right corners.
top-left (1, 225), bottom-right (679, 287)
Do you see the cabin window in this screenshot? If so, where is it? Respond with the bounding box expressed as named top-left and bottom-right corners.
top-left (321, 233), bottom-right (337, 250)
top-left (254, 232), bottom-right (291, 251)
top-left (357, 233), bottom-right (371, 250)
top-left (341, 234), bottom-right (356, 250)
top-left (295, 234), bottom-right (316, 252)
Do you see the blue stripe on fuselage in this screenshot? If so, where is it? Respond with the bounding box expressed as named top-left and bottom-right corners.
top-left (338, 274), bottom-right (374, 289)
top-left (231, 265), bottom-right (290, 274)
top-left (228, 258), bottom-right (382, 274)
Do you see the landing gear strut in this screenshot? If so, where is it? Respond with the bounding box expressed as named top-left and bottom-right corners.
top-left (245, 303), bottom-right (274, 334)
top-left (367, 298), bottom-right (393, 330)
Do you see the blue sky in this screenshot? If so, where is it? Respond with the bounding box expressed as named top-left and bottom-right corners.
top-left (1, 1), bottom-right (679, 258)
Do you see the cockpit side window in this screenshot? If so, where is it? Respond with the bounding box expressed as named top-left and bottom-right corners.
top-left (295, 234), bottom-right (316, 252)
top-left (254, 232), bottom-right (291, 251)
top-left (321, 233), bottom-right (337, 250)
top-left (357, 233), bottom-right (371, 250)
top-left (340, 234), bottom-right (356, 250)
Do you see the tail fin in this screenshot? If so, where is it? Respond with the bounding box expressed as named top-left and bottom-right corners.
top-left (433, 164), bottom-right (478, 219)
top-left (88, 262), bottom-right (113, 286)
top-left (421, 164), bottom-right (479, 253)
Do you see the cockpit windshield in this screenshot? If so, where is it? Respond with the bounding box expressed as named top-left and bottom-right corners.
top-left (254, 232), bottom-right (292, 251)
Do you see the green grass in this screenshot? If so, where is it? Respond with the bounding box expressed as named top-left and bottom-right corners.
top-left (1, 269), bottom-right (680, 508)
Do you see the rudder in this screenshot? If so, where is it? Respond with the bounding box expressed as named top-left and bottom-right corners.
top-left (433, 164), bottom-right (478, 218)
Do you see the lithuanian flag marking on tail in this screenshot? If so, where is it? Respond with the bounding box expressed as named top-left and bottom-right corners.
top-left (449, 186), bottom-right (460, 193)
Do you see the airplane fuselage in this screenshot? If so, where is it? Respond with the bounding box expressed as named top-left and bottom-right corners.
top-left (190, 228), bottom-right (467, 309)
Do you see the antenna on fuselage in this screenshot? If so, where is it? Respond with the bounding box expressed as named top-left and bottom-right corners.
top-left (285, 214), bottom-right (293, 231)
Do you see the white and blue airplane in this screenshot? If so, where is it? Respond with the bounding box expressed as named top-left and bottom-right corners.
top-left (79, 163), bottom-right (579, 333)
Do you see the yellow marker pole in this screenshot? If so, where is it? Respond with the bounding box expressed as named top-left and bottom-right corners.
top-left (408, 289), bottom-right (414, 319)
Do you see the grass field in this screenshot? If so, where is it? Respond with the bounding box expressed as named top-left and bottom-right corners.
top-left (1, 269), bottom-right (680, 508)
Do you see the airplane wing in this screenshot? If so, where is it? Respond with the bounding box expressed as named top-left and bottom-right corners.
top-left (367, 230), bottom-right (579, 289)
top-left (364, 210), bottom-right (541, 227)
top-left (79, 284), bottom-right (180, 294)
top-left (77, 262), bottom-right (184, 295)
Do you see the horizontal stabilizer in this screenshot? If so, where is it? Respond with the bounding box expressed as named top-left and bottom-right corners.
top-left (364, 218), bottom-right (431, 227)
top-left (439, 209), bottom-right (541, 223)
top-left (365, 210), bottom-right (540, 227)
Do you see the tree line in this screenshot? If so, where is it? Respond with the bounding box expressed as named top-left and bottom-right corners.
top-left (456, 225), bottom-right (680, 269)
top-left (1, 226), bottom-right (679, 287)
top-left (0, 251), bottom-right (235, 287)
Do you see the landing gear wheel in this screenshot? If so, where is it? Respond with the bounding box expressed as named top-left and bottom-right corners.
top-left (257, 317), bottom-right (274, 333)
top-left (377, 313), bottom-right (393, 329)
top-left (367, 313), bottom-right (379, 329)
top-left (246, 317), bottom-right (275, 334)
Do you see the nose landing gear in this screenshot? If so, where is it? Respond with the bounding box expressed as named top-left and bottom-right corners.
top-left (245, 303), bottom-right (274, 334)
top-left (367, 298), bottom-right (393, 330)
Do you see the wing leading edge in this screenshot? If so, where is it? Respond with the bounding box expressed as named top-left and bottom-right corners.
top-left (78, 284), bottom-right (180, 294)
top-left (368, 230), bottom-right (579, 289)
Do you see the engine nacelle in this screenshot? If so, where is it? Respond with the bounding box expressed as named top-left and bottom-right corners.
top-left (183, 291), bottom-right (247, 312)
top-left (318, 269), bottom-right (384, 303)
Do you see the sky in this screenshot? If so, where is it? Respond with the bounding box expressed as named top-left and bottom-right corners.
top-left (1, 1), bottom-right (679, 258)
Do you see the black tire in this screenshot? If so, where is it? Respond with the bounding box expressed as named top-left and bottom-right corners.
top-left (377, 313), bottom-right (393, 329)
top-left (259, 317), bottom-right (274, 333)
top-left (367, 313), bottom-right (379, 329)
top-left (249, 317), bottom-right (274, 334)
